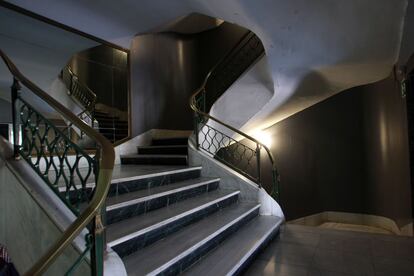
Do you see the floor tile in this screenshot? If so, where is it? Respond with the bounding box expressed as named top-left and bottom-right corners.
top-left (279, 228), bottom-right (320, 247)
top-left (373, 257), bottom-right (414, 276)
top-left (311, 248), bottom-right (347, 274)
top-left (258, 242), bottom-right (316, 267)
top-left (244, 224), bottom-right (414, 276)
top-left (245, 260), bottom-right (309, 276)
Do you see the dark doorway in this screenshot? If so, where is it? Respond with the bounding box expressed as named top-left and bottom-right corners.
top-left (0, 124), bottom-right (8, 140)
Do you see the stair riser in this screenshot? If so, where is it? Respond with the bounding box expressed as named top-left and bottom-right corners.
top-left (156, 207), bottom-right (260, 275)
top-left (107, 169), bottom-right (201, 197)
top-left (106, 181), bottom-right (219, 224)
top-left (112, 194), bottom-right (239, 257)
top-left (231, 229), bottom-right (280, 276)
top-left (121, 156), bottom-right (187, 166)
top-left (152, 138), bottom-right (188, 146)
top-left (137, 147), bottom-right (188, 155)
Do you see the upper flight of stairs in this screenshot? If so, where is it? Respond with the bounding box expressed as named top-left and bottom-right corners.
top-left (93, 110), bottom-right (128, 143)
top-left (104, 136), bottom-right (282, 275)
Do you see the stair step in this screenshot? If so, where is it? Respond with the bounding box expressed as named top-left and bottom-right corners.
top-left (106, 177), bottom-right (220, 224)
top-left (107, 190), bottom-right (240, 257)
top-left (107, 166), bottom-right (202, 197)
top-left (152, 137), bottom-right (188, 146)
top-left (101, 132), bottom-right (128, 137)
top-left (99, 128), bottom-right (128, 134)
top-left (96, 120), bottom-right (128, 127)
top-left (183, 216), bottom-right (283, 275)
top-left (137, 145), bottom-right (188, 155)
top-left (121, 154), bottom-right (188, 165)
top-left (123, 203), bottom-right (261, 276)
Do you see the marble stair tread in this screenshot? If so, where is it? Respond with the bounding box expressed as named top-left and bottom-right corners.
top-left (183, 216), bottom-right (283, 276)
top-left (107, 189), bottom-right (240, 246)
top-left (60, 165), bottom-right (200, 189)
top-left (123, 202), bottom-right (260, 276)
top-left (106, 177), bottom-right (220, 210)
top-left (108, 165), bottom-right (199, 182)
top-left (137, 145), bottom-right (188, 155)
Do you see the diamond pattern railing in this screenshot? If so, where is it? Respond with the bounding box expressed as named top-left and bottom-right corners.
top-left (17, 97), bottom-right (98, 214)
top-left (2, 49), bottom-right (114, 276)
top-left (198, 120), bottom-right (259, 182)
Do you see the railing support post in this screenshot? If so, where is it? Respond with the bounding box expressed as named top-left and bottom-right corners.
top-left (194, 113), bottom-right (199, 149)
top-left (256, 144), bottom-right (261, 188)
top-left (91, 210), bottom-right (105, 276)
top-left (11, 77), bottom-right (21, 159)
top-left (202, 88), bottom-right (206, 113)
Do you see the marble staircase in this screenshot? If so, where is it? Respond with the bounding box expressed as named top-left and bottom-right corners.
top-left (106, 137), bottom-right (282, 275)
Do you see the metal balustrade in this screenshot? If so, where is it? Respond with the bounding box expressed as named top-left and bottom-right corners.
top-left (190, 31), bottom-right (280, 200)
top-left (1, 49), bottom-right (114, 276)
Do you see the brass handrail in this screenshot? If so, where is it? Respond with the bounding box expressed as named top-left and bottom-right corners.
top-left (0, 49), bottom-right (114, 275)
top-left (62, 65), bottom-right (97, 112)
top-left (189, 37), bottom-right (280, 199)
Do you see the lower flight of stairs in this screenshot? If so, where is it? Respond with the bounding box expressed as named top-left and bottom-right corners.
top-left (106, 137), bottom-right (282, 275)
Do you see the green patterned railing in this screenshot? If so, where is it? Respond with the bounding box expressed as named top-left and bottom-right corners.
top-left (17, 96), bottom-right (97, 214)
top-left (1, 49), bottom-right (114, 276)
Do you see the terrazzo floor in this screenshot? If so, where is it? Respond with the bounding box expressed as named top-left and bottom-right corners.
top-left (245, 224), bottom-right (414, 276)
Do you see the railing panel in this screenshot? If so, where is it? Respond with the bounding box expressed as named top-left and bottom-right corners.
top-left (2, 49), bottom-right (113, 276)
top-left (16, 97), bottom-right (98, 214)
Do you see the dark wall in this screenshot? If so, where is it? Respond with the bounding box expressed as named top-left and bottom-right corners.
top-left (69, 45), bottom-right (128, 111)
top-left (195, 22), bottom-right (248, 81)
top-left (0, 98), bottom-right (11, 123)
top-left (130, 22), bottom-right (248, 136)
top-left (260, 74), bottom-right (411, 226)
top-left (361, 76), bottom-right (412, 227)
top-left (130, 33), bottom-right (199, 136)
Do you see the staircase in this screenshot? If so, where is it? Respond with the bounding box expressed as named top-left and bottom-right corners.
top-left (93, 110), bottom-right (128, 143)
top-left (106, 136), bottom-right (282, 275)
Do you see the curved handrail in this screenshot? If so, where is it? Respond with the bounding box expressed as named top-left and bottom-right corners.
top-left (0, 49), bottom-right (114, 275)
top-left (189, 47), bottom-right (280, 199)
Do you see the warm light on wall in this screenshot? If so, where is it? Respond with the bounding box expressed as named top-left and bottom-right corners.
top-left (252, 130), bottom-right (272, 149)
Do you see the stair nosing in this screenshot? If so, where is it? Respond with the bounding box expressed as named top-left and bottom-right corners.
top-left (138, 145), bottom-right (187, 149)
top-left (106, 178), bottom-right (220, 211)
top-left (145, 204), bottom-right (261, 276)
top-left (226, 218), bottom-right (282, 276)
top-left (152, 137), bottom-right (189, 141)
top-left (121, 154), bottom-right (188, 158)
top-left (109, 166), bottom-right (201, 184)
top-left (107, 190), bottom-right (240, 247)
top-left (58, 166), bottom-right (203, 192)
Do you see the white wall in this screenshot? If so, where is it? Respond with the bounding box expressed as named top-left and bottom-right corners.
top-left (0, 138), bottom-right (90, 275)
top-left (208, 55), bottom-right (273, 137)
top-left (0, 6), bottom-right (97, 115)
